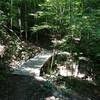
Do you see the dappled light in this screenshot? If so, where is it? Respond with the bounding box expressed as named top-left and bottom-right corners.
top-left (0, 44), bottom-right (6, 58)
top-left (0, 0), bottom-right (100, 100)
top-left (11, 51), bottom-right (53, 76)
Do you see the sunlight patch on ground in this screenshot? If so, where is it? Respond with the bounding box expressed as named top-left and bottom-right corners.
top-left (58, 65), bottom-right (92, 77)
top-left (58, 66), bottom-right (73, 76)
top-left (34, 76), bottom-right (46, 81)
top-left (0, 44), bottom-right (5, 57)
top-left (58, 65), bottom-right (94, 82)
top-left (45, 96), bottom-right (60, 100)
top-left (51, 39), bottom-right (66, 45)
top-left (12, 67), bottom-right (40, 76)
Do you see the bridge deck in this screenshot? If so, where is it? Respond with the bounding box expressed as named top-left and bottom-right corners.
top-left (12, 51), bottom-right (53, 76)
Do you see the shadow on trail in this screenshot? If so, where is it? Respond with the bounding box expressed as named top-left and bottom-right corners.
top-left (1, 74), bottom-right (100, 100)
top-left (0, 74), bottom-right (55, 100)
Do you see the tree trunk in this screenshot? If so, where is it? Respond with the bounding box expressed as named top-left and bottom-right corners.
top-left (18, 7), bottom-right (22, 38)
top-left (10, 0), bottom-right (13, 29)
top-left (25, 2), bottom-right (27, 41)
top-left (69, 0), bottom-right (74, 37)
top-left (50, 49), bottom-right (55, 73)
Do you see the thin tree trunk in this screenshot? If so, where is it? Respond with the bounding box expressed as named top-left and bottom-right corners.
top-left (10, 0), bottom-right (13, 29)
top-left (69, 0), bottom-right (74, 37)
top-left (18, 7), bottom-right (22, 38)
top-left (35, 0), bottom-right (38, 43)
top-left (50, 49), bottom-right (55, 73)
top-left (25, 2), bottom-right (27, 41)
top-left (36, 32), bottom-right (38, 43)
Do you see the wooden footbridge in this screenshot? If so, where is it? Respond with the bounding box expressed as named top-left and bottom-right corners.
top-left (12, 51), bottom-right (53, 77)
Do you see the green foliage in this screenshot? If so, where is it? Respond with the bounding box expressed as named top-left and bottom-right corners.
top-left (0, 0), bottom-right (100, 86)
top-left (36, 0), bottom-right (70, 34)
top-left (56, 76), bottom-right (99, 98)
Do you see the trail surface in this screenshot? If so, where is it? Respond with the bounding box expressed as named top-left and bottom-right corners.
top-left (1, 51), bottom-right (97, 100)
top-left (12, 50), bottom-right (53, 77)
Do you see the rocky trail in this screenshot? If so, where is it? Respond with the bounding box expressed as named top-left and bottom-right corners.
top-left (0, 51), bottom-right (99, 100)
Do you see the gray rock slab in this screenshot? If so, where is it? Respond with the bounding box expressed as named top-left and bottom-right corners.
top-left (12, 51), bottom-right (53, 76)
